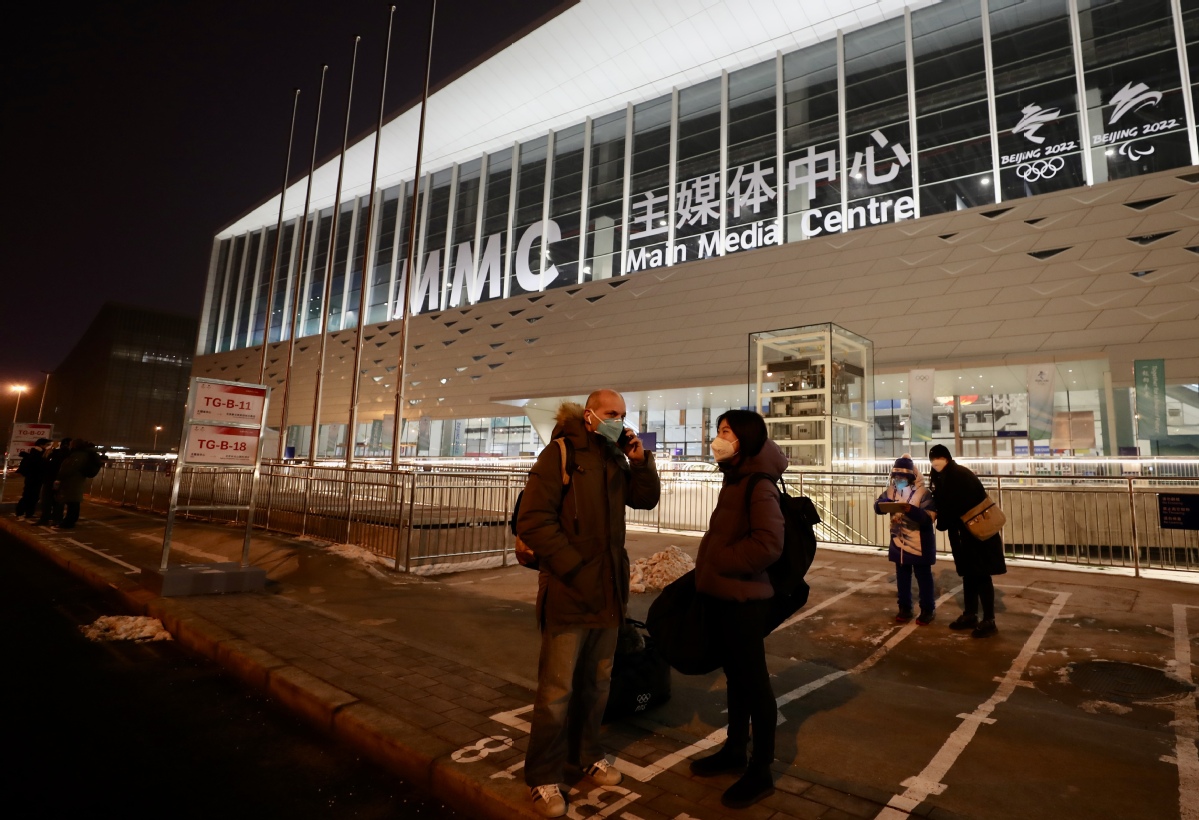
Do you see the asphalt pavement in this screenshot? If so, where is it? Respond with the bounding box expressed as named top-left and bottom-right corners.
top-left (2, 493), bottom-right (1197, 820)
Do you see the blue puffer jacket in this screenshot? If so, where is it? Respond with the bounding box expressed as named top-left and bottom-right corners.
top-left (874, 467), bottom-right (937, 566)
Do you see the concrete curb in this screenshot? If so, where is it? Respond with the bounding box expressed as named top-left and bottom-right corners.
top-left (0, 517), bottom-right (544, 819)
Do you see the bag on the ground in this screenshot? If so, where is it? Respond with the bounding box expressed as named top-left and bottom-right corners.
top-left (81, 450), bottom-right (103, 479)
top-left (745, 473), bottom-right (820, 633)
top-left (645, 570), bottom-right (721, 675)
top-left (510, 438), bottom-right (574, 569)
top-left (602, 618), bottom-right (671, 723)
top-left (961, 494), bottom-right (1005, 540)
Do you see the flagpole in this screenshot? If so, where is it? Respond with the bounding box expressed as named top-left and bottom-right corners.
top-left (308, 35), bottom-right (361, 465)
top-left (258, 88), bottom-right (301, 384)
top-left (391, 0), bottom-right (437, 467)
top-left (276, 64), bottom-right (328, 460)
top-left (347, 7), bottom-right (396, 470)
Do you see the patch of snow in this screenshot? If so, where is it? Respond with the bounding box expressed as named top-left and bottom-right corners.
top-left (413, 554), bottom-right (507, 576)
top-left (81, 615), bottom-right (172, 643)
top-left (1079, 700), bottom-right (1132, 715)
top-left (327, 542), bottom-right (394, 567)
top-left (630, 546), bottom-right (695, 593)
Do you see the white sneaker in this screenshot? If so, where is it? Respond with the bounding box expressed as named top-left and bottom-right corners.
top-left (584, 757), bottom-right (623, 786)
top-left (530, 784), bottom-right (566, 818)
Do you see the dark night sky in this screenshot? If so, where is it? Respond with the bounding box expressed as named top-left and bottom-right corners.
top-left (1, 0), bottom-right (564, 411)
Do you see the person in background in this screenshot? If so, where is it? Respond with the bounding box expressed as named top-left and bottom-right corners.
top-left (15, 437), bottom-right (50, 519)
top-left (927, 444), bottom-right (1006, 638)
top-left (54, 439), bottom-right (101, 530)
top-left (516, 389), bottom-right (660, 818)
top-left (689, 410), bottom-right (785, 810)
top-left (36, 437), bottom-right (72, 526)
top-left (874, 453), bottom-right (937, 624)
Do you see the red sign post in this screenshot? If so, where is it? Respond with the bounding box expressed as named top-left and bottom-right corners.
top-left (155, 378), bottom-right (270, 595)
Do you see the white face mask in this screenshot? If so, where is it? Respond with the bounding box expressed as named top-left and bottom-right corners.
top-left (710, 437), bottom-right (738, 462)
top-left (930, 458), bottom-right (948, 473)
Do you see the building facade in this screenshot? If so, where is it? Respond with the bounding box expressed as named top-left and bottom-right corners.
top-left (45, 303), bottom-right (197, 452)
top-left (194, 0), bottom-right (1199, 461)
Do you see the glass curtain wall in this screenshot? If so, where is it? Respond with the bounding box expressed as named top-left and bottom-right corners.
top-left (204, 3), bottom-right (1199, 354)
top-left (266, 221), bottom-right (297, 344)
top-left (510, 136), bottom-right (548, 297)
top-left (726, 59), bottom-right (779, 241)
top-left (991, 0), bottom-right (1086, 200)
top-left (394, 179), bottom-right (424, 318)
top-left (481, 149), bottom-right (513, 300)
top-left (303, 209), bottom-right (334, 336)
top-left (204, 240), bottom-right (231, 354)
top-left (548, 123), bottom-right (585, 287)
top-left (1079, 0), bottom-right (1191, 182)
top-left (782, 40), bottom-right (840, 240)
top-left (326, 200), bottom-right (355, 331)
top-left (366, 186), bottom-right (401, 324)
top-left (674, 77), bottom-right (722, 261)
top-left (1188, 0), bottom-right (1199, 150)
top-left (844, 17), bottom-right (913, 231)
top-left (627, 95), bottom-right (673, 271)
top-left (344, 198), bottom-right (370, 330)
top-left (584, 111), bottom-right (626, 281)
top-left (446, 158), bottom-right (482, 308)
top-left (913, 0), bottom-right (995, 214)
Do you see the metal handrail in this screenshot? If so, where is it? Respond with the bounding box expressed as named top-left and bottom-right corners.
top-left (87, 460), bottom-right (1199, 575)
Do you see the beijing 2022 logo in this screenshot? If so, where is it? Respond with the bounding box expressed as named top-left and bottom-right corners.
top-left (1093, 81), bottom-right (1181, 161)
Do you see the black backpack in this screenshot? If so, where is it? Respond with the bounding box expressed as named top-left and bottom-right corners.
top-left (745, 473), bottom-right (821, 632)
top-left (81, 450), bottom-right (104, 478)
top-left (602, 619), bottom-right (671, 723)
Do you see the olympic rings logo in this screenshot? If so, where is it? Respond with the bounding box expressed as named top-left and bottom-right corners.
top-left (1016, 156), bottom-right (1065, 181)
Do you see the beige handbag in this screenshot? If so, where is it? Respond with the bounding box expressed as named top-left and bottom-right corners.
top-left (961, 495), bottom-right (1006, 540)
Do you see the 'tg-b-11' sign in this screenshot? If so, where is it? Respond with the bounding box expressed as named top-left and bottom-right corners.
top-left (178, 378), bottom-right (269, 468)
top-left (192, 381), bottom-right (268, 424)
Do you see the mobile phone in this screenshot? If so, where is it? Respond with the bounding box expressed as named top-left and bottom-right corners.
top-left (617, 429), bottom-right (634, 448)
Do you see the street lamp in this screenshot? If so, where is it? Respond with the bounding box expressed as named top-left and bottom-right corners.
top-left (6, 384), bottom-right (28, 463)
top-left (153, 425), bottom-right (163, 451)
top-left (10, 384), bottom-right (27, 426)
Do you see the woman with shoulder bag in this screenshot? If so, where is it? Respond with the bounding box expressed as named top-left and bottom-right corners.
top-left (927, 444), bottom-right (1006, 638)
top-left (689, 410), bottom-right (786, 809)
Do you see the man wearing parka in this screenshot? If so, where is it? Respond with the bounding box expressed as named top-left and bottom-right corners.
top-left (516, 390), bottom-right (659, 817)
top-left (55, 439), bottom-right (101, 529)
top-left (36, 437), bottom-right (72, 526)
top-left (874, 453), bottom-right (937, 624)
top-left (15, 438), bottom-right (50, 518)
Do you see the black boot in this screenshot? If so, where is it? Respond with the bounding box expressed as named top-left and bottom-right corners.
top-left (689, 740), bottom-right (748, 777)
top-left (721, 761), bottom-right (774, 808)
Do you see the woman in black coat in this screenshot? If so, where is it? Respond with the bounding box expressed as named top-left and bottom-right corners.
top-left (927, 444), bottom-right (1006, 638)
top-left (689, 410), bottom-right (786, 809)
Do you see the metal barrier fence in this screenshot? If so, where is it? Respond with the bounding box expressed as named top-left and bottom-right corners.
top-left (89, 461), bottom-right (1199, 575)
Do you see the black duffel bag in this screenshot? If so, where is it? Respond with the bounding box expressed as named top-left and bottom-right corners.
top-left (602, 619), bottom-right (671, 723)
top-left (645, 570), bottom-right (722, 675)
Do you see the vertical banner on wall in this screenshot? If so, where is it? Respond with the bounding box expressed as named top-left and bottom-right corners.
top-left (1027, 364), bottom-right (1056, 441)
top-left (1135, 359), bottom-right (1168, 439)
top-left (908, 369), bottom-right (935, 443)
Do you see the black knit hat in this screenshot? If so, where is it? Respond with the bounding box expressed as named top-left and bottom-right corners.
top-left (928, 443), bottom-right (953, 460)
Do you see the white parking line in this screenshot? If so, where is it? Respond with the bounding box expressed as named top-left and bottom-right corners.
top-left (487, 581), bottom-right (974, 786)
top-left (875, 591), bottom-right (1070, 819)
top-left (1167, 604), bottom-right (1199, 820)
top-left (62, 537), bottom-right (141, 574)
top-left (131, 532), bottom-right (228, 563)
top-left (777, 570), bottom-right (889, 630)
